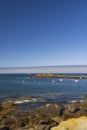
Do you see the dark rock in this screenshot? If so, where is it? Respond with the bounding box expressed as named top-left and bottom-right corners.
top-left (44, 125), bottom-right (51, 130)
top-left (0, 125), bottom-right (9, 130)
top-left (39, 103), bottom-right (64, 117)
top-left (36, 124), bottom-right (54, 130)
top-left (24, 125), bottom-right (36, 130)
top-left (65, 104), bottom-right (80, 113)
top-left (39, 120), bottom-right (50, 124)
top-left (0, 104), bottom-right (2, 110)
top-left (0, 117), bottom-right (17, 130)
top-left (62, 103), bottom-right (80, 119)
top-left (28, 128), bottom-right (35, 130)
top-left (2, 101), bottom-right (87, 130)
top-left (12, 111), bottom-right (28, 127)
top-left (1, 116), bottom-right (16, 125)
top-left (15, 117), bottom-right (28, 127)
top-left (1, 102), bottom-right (16, 109)
top-left (36, 124), bottom-right (48, 130)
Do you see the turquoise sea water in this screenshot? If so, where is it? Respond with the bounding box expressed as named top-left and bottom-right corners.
top-left (0, 74), bottom-right (87, 106)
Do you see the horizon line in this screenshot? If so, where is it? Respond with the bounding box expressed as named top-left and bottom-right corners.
top-left (0, 64), bottom-right (87, 69)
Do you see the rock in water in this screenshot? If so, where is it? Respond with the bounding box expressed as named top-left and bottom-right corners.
top-left (51, 116), bottom-right (87, 130)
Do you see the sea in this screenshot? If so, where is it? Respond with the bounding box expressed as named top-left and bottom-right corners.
top-left (0, 73), bottom-right (87, 109)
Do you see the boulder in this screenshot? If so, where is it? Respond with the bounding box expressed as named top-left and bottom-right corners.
top-left (51, 116), bottom-right (87, 130)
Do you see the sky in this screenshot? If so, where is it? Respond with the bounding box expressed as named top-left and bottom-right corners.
top-left (0, 0), bottom-right (87, 68)
top-left (0, 65), bottom-right (87, 73)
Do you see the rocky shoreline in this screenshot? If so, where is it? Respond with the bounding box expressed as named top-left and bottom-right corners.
top-left (32, 73), bottom-right (87, 79)
top-left (0, 99), bottom-right (87, 130)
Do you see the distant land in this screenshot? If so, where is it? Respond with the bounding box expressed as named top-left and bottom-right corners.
top-left (0, 65), bottom-right (87, 73)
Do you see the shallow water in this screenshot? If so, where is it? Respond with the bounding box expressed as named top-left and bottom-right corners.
top-left (0, 73), bottom-right (87, 105)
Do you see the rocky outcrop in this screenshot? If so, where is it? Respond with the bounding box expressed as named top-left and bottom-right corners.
top-left (33, 73), bottom-right (87, 79)
top-left (1, 100), bottom-right (87, 130)
top-left (51, 116), bottom-right (87, 130)
top-left (34, 73), bottom-right (57, 78)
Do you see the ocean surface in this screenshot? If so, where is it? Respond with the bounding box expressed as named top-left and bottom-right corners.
top-left (0, 73), bottom-right (87, 109)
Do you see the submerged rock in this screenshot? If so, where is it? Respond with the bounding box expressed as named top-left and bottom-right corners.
top-left (51, 116), bottom-right (87, 130)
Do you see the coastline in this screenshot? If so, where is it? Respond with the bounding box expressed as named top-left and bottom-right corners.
top-left (0, 99), bottom-right (87, 130)
top-left (0, 73), bottom-right (87, 129)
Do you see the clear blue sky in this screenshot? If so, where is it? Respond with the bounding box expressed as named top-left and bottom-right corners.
top-left (0, 0), bottom-right (87, 67)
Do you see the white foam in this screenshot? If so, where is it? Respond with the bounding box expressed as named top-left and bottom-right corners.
top-left (68, 100), bottom-right (83, 103)
top-left (15, 100), bottom-right (31, 104)
top-left (74, 79), bottom-right (79, 83)
top-left (14, 98), bottom-right (44, 104)
top-left (59, 79), bottom-right (63, 82)
top-left (52, 80), bottom-right (55, 83)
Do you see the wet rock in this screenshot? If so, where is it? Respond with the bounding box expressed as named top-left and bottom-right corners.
top-left (0, 116), bottom-right (17, 130)
top-left (12, 112), bottom-right (28, 128)
top-left (39, 103), bottom-right (64, 117)
top-left (62, 102), bottom-right (87, 120)
top-left (65, 104), bottom-right (80, 113)
top-left (16, 116), bottom-right (28, 127)
top-left (0, 125), bottom-right (9, 130)
top-left (1, 101), bottom-right (87, 130)
top-left (80, 102), bottom-right (87, 115)
top-left (1, 102), bottom-right (16, 109)
top-left (62, 103), bottom-right (81, 119)
top-left (0, 102), bottom-right (16, 120)
top-left (0, 104), bottom-right (2, 110)
top-left (27, 103), bottom-right (64, 129)
top-left (39, 119), bottom-right (50, 124)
